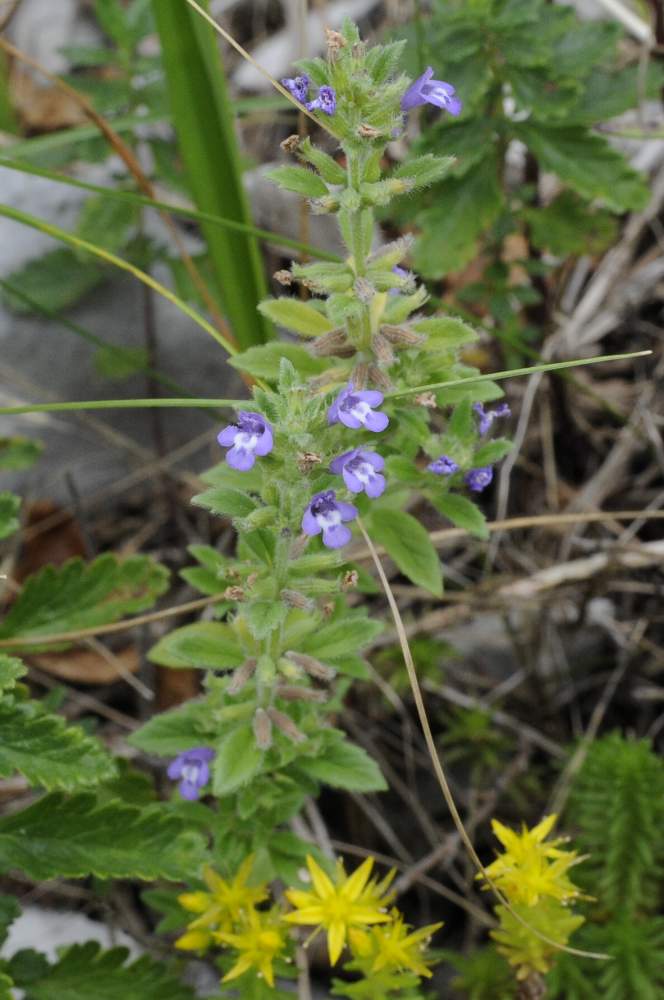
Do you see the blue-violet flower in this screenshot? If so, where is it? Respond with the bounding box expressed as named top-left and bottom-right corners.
top-left (307, 85), bottom-right (337, 115)
top-left (401, 67), bottom-right (462, 116)
top-left (428, 455), bottom-right (460, 476)
top-left (217, 411), bottom-right (273, 471)
top-left (328, 383), bottom-right (389, 432)
top-left (281, 74), bottom-right (310, 103)
top-left (330, 448), bottom-right (386, 498)
top-left (389, 264), bottom-right (410, 296)
top-left (465, 466), bottom-right (493, 493)
top-left (302, 490), bottom-right (358, 549)
top-left (473, 402), bottom-right (511, 437)
top-left (168, 747), bottom-right (215, 801)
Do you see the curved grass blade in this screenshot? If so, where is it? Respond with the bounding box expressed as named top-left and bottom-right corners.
top-left (0, 398), bottom-right (246, 416)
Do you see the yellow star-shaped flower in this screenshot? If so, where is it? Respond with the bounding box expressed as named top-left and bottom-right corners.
top-left (216, 907), bottom-right (287, 988)
top-left (284, 854), bottom-right (394, 965)
top-left (175, 855), bottom-right (267, 951)
top-left (350, 912), bottom-right (443, 978)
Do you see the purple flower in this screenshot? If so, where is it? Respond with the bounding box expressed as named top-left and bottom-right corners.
top-left (281, 74), bottom-right (310, 103)
top-left (302, 490), bottom-right (358, 549)
top-left (330, 448), bottom-right (386, 498)
top-left (428, 455), bottom-right (459, 476)
top-left (401, 67), bottom-right (462, 116)
top-left (217, 411), bottom-right (273, 471)
top-left (389, 265), bottom-right (410, 296)
top-left (473, 402), bottom-right (511, 437)
top-left (307, 85), bottom-right (337, 115)
top-left (465, 466), bottom-right (493, 493)
top-left (167, 747), bottom-right (215, 801)
top-left (328, 382), bottom-right (389, 433)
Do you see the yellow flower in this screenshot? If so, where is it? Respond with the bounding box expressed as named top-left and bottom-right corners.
top-left (216, 907), bottom-right (287, 988)
top-left (492, 899), bottom-right (585, 979)
top-left (175, 855), bottom-right (267, 950)
top-left (349, 912), bottom-right (443, 978)
top-left (478, 814), bottom-right (582, 907)
top-left (284, 855), bottom-right (395, 965)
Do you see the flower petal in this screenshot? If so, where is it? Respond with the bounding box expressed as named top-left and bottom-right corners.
top-left (328, 920), bottom-right (347, 965)
top-left (226, 445), bottom-right (256, 471)
top-left (217, 425), bottom-right (238, 447)
top-left (307, 855), bottom-right (335, 899)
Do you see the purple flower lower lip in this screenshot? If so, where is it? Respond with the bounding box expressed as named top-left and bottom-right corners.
top-left (327, 382), bottom-right (389, 433)
top-left (428, 455), bottom-right (459, 476)
top-left (465, 466), bottom-right (493, 493)
top-left (473, 402), bottom-right (511, 436)
top-left (217, 411), bottom-right (273, 471)
top-left (330, 448), bottom-right (386, 498)
top-left (281, 74), bottom-right (310, 104)
top-left (401, 67), bottom-right (462, 116)
top-left (306, 85), bottom-right (337, 115)
top-left (302, 490), bottom-right (358, 549)
top-left (167, 747), bottom-right (215, 801)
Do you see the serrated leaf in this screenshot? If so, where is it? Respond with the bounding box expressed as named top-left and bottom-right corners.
top-left (0, 554), bottom-right (169, 646)
top-left (0, 436), bottom-right (42, 471)
top-left (297, 138), bottom-right (346, 184)
top-left (0, 794), bottom-right (206, 880)
top-left (128, 698), bottom-right (211, 756)
top-left (266, 165), bottom-right (329, 198)
top-left (148, 622), bottom-right (243, 670)
top-left (297, 616), bottom-right (383, 661)
top-left (516, 123), bottom-right (649, 212)
top-left (434, 492), bottom-right (489, 540)
top-left (414, 316), bottom-right (479, 349)
top-left (296, 737), bottom-right (386, 792)
top-left (212, 726), bottom-right (263, 795)
top-left (525, 192), bottom-right (618, 256)
top-left (245, 600), bottom-right (287, 640)
top-left (414, 157), bottom-right (504, 278)
top-left (0, 492), bottom-right (20, 540)
top-left (1, 248), bottom-right (102, 315)
top-left (474, 438), bottom-right (513, 465)
top-left (229, 342), bottom-right (326, 381)
top-left (191, 487), bottom-right (258, 519)
top-left (448, 398), bottom-right (475, 441)
top-left (257, 298), bottom-right (334, 337)
top-left (0, 698), bottom-right (116, 791)
top-left (369, 510), bottom-right (443, 596)
top-left (394, 154), bottom-right (455, 189)
top-left (0, 654), bottom-right (26, 692)
top-left (15, 941), bottom-right (199, 1000)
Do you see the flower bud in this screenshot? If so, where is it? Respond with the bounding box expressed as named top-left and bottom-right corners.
top-left (280, 134), bottom-right (301, 153)
top-left (371, 332), bottom-right (395, 365)
top-left (281, 588), bottom-right (314, 610)
top-left (358, 122), bottom-right (381, 139)
top-left (325, 27), bottom-right (346, 53)
top-left (354, 277), bottom-right (375, 304)
top-left (267, 707), bottom-right (307, 744)
top-left (352, 362), bottom-right (370, 389)
top-left (274, 269), bottom-right (293, 286)
top-left (256, 654), bottom-right (277, 685)
top-left (253, 708), bottom-right (273, 750)
top-left (368, 364), bottom-right (393, 392)
top-left (275, 685), bottom-right (328, 704)
top-left (223, 585), bottom-right (245, 601)
top-left (296, 451), bottom-right (323, 473)
top-left (309, 328), bottom-right (353, 357)
top-left (310, 195), bottom-right (339, 215)
top-left (342, 569), bottom-right (359, 590)
top-left (381, 324), bottom-right (427, 348)
top-left (227, 657), bottom-right (257, 695)
top-left (285, 651), bottom-right (337, 683)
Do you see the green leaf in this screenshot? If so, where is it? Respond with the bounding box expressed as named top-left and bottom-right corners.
top-left (414, 157), bottom-right (504, 278)
top-left (297, 616), bottom-right (383, 661)
top-left (0, 492), bottom-right (20, 540)
top-left (516, 123), bottom-right (649, 212)
top-left (297, 138), bottom-right (346, 184)
top-left (267, 165), bottom-right (329, 198)
top-left (128, 698), bottom-right (211, 756)
top-left (0, 698), bottom-right (116, 791)
top-left (473, 439), bottom-right (513, 465)
top-left (14, 941), bottom-right (199, 1000)
top-left (433, 493), bottom-right (488, 540)
top-left (394, 154), bottom-right (455, 189)
top-left (296, 737), bottom-right (387, 792)
top-left (230, 342), bottom-right (326, 381)
top-left (0, 654), bottom-right (26, 692)
top-left (0, 554), bottom-right (169, 646)
top-left (257, 298), bottom-right (334, 337)
top-left (0, 893), bottom-right (20, 948)
top-left (414, 316), bottom-right (479, 349)
top-left (148, 622), bottom-right (243, 670)
top-left (191, 486), bottom-right (258, 519)
top-left (369, 510), bottom-right (443, 596)
top-left (525, 191), bottom-right (618, 256)
top-left (0, 248), bottom-right (102, 315)
top-left (244, 600), bottom-right (287, 640)
top-left (0, 794), bottom-right (206, 880)
top-left (95, 0), bottom-right (132, 48)
top-left (212, 726), bottom-right (263, 795)
top-left (0, 436), bottom-right (42, 471)
top-left (76, 195), bottom-right (138, 254)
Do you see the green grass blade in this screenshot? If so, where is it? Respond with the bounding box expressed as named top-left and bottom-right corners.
top-left (388, 351), bottom-right (652, 397)
top-left (0, 203), bottom-right (239, 357)
top-left (0, 398), bottom-right (246, 416)
top-left (152, 0), bottom-right (271, 348)
top-left (0, 155), bottom-right (340, 262)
